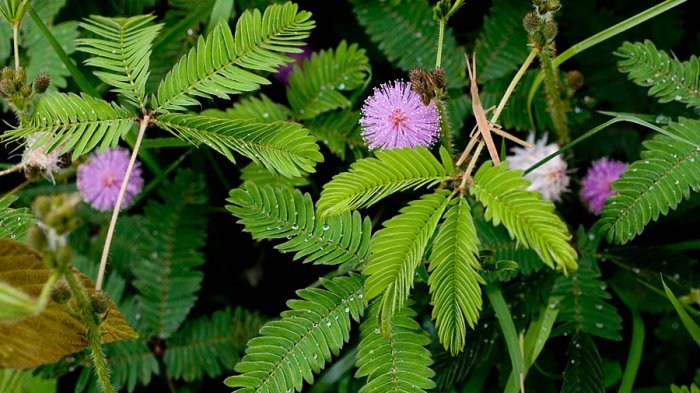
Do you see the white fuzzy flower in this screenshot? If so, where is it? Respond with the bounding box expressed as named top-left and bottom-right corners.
top-left (21, 133), bottom-right (68, 183)
top-left (506, 132), bottom-right (569, 202)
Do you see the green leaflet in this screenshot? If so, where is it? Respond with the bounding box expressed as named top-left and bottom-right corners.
top-left (78, 15), bottom-right (163, 108)
top-left (227, 181), bottom-right (372, 267)
top-left (225, 274), bottom-right (366, 393)
top-left (364, 190), bottom-right (452, 333)
top-left (616, 40), bottom-right (700, 109)
top-left (155, 113), bottom-right (323, 178)
top-left (561, 332), bottom-right (605, 393)
top-left (349, 0), bottom-right (463, 88)
top-left (0, 196), bottom-right (34, 240)
top-left (287, 40), bottom-right (370, 119)
top-left (1, 92), bottom-right (136, 159)
top-left (317, 146), bottom-right (453, 217)
top-left (132, 170), bottom-right (208, 339)
top-left (552, 229), bottom-right (622, 341)
top-left (470, 161), bottom-right (578, 273)
top-left (164, 308), bottom-right (265, 382)
top-left (599, 118), bottom-right (700, 244)
top-left (201, 94), bottom-right (291, 123)
top-left (428, 196), bottom-right (484, 355)
top-left (356, 301), bottom-right (435, 393)
top-left (153, 3), bottom-right (314, 112)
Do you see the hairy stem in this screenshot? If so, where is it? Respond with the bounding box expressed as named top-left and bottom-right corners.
top-left (619, 310), bottom-right (644, 393)
top-left (64, 271), bottom-right (114, 393)
top-left (13, 23), bottom-right (20, 71)
top-left (96, 115), bottom-right (150, 290)
top-left (486, 282), bottom-right (525, 393)
top-left (435, 99), bottom-right (453, 153)
top-left (0, 163), bottom-right (23, 177)
top-left (538, 44), bottom-right (569, 143)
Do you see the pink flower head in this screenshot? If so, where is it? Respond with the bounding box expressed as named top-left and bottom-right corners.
top-left (360, 80), bottom-right (440, 150)
top-left (77, 147), bottom-right (143, 212)
top-left (274, 45), bottom-right (312, 85)
top-left (580, 158), bottom-right (627, 215)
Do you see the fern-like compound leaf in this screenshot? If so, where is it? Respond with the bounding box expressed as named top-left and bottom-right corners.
top-left (561, 332), bottom-right (605, 393)
top-left (355, 301), bottom-right (435, 393)
top-left (349, 0), bottom-right (463, 88)
top-left (428, 196), bottom-right (484, 355)
top-left (552, 229), bottom-right (622, 341)
top-left (227, 182), bottom-right (372, 267)
top-left (132, 170), bottom-right (208, 338)
top-left (287, 40), bottom-right (370, 119)
top-left (364, 190), bottom-right (452, 333)
top-left (2, 93), bottom-right (136, 159)
top-left (305, 110), bottom-right (365, 161)
top-left (201, 94), bottom-right (291, 123)
top-left (616, 40), bottom-right (700, 108)
top-left (599, 118), bottom-right (700, 244)
top-left (473, 0), bottom-right (530, 83)
top-left (317, 146), bottom-right (453, 217)
top-left (470, 162), bottom-right (578, 272)
top-left (164, 308), bottom-right (264, 382)
top-left (153, 3), bottom-right (314, 112)
top-left (0, 197), bottom-right (34, 240)
top-left (225, 274), bottom-right (366, 393)
top-left (156, 113), bottom-right (323, 178)
top-left (78, 15), bottom-right (162, 109)
top-left (239, 163), bottom-right (310, 188)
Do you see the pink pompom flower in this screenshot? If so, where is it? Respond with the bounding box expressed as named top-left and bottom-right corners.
top-left (580, 158), bottom-right (627, 215)
top-left (77, 147), bottom-right (143, 212)
top-left (360, 80), bottom-right (440, 150)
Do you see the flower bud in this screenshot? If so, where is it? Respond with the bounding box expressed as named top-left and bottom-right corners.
top-left (51, 280), bottom-right (72, 304)
top-left (566, 70), bottom-right (584, 92)
top-left (20, 84), bottom-right (32, 97)
top-left (1, 66), bottom-right (12, 80)
top-left (33, 74), bottom-right (50, 93)
top-left (13, 68), bottom-right (27, 86)
top-left (26, 225), bottom-right (48, 252)
top-left (90, 291), bottom-right (110, 315)
top-left (432, 68), bottom-right (446, 90)
top-left (543, 20), bottom-right (558, 42)
top-left (523, 12), bottom-right (540, 35)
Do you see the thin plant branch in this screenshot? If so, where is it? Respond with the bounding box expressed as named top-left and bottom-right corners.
top-left (95, 115), bottom-right (150, 290)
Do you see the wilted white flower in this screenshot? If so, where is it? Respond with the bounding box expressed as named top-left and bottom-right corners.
top-left (506, 132), bottom-right (569, 202)
top-left (21, 133), bottom-right (68, 183)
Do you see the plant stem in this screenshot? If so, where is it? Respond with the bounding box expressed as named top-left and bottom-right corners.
top-left (538, 43), bottom-right (569, 143)
top-left (28, 9), bottom-right (99, 97)
top-left (435, 20), bottom-right (445, 69)
top-left (485, 282), bottom-right (525, 393)
top-left (436, 99), bottom-right (453, 153)
top-left (619, 310), bottom-right (644, 393)
top-left (526, 0), bottom-right (687, 127)
top-left (64, 271), bottom-right (114, 393)
top-left (96, 116), bottom-right (150, 290)
top-left (0, 164), bottom-right (22, 177)
top-left (13, 23), bottom-right (20, 71)
top-left (457, 48), bottom-right (538, 181)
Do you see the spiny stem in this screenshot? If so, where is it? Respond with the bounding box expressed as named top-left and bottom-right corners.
top-left (64, 271), bottom-right (114, 393)
top-left (435, 20), bottom-right (445, 69)
top-left (96, 115), bottom-right (150, 290)
top-left (13, 23), bottom-right (20, 71)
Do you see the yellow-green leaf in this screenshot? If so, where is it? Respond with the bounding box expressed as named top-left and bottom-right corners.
top-left (0, 240), bottom-right (138, 369)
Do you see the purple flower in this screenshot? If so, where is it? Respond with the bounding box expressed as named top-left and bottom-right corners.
top-left (274, 45), bottom-right (312, 85)
top-left (360, 80), bottom-right (440, 150)
top-left (580, 158), bottom-right (627, 215)
top-left (77, 147), bottom-right (143, 212)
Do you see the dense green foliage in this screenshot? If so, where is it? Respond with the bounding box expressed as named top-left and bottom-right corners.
top-left (0, 0), bottom-right (699, 392)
